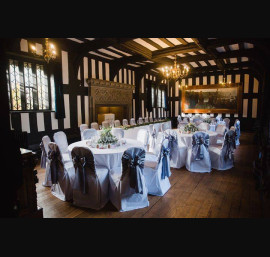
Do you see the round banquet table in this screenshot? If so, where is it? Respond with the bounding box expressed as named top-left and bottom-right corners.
top-left (173, 129), bottom-right (218, 148)
top-left (68, 139), bottom-right (144, 170)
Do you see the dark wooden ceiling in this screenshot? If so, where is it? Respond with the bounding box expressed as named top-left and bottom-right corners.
top-left (64, 38), bottom-right (270, 79)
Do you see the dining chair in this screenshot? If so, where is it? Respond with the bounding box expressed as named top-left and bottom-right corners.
top-left (130, 118), bottom-right (136, 126)
top-left (80, 124), bottom-right (89, 140)
top-left (108, 147), bottom-right (149, 212)
top-left (122, 119), bottom-right (128, 126)
top-left (102, 121), bottom-right (110, 128)
top-left (91, 122), bottom-right (99, 130)
top-left (144, 137), bottom-right (171, 196)
top-left (215, 124), bottom-right (227, 144)
top-left (209, 130), bottom-right (236, 170)
top-left (114, 120), bottom-right (121, 127)
top-left (48, 142), bottom-right (75, 201)
top-left (185, 131), bottom-right (211, 173)
top-left (164, 129), bottom-right (187, 169)
top-left (53, 131), bottom-right (72, 164)
top-left (71, 147), bottom-right (109, 210)
top-left (82, 129), bottom-right (98, 140)
top-left (136, 129), bottom-right (149, 150)
top-left (197, 122), bottom-right (210, 132)
top-left (234, 119), bottom-right (241, 146)
top-left (223, 118), bottom-right (230, 129)
top-left (144, 117), bottom-right (149, 123)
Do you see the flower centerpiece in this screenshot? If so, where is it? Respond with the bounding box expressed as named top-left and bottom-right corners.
top-left (98, 127), bottom-right (118, 146)
top-left (184, 123), bottom-right (198, 133)
top-left (203, 117), bottom-right (212, 124)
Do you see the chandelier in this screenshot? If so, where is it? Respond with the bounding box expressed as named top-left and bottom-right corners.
top-left (161, 55), bottom-right (189, 80)
top-left (31, 38), bottom-right (56, 63)
top-left (219, 71), bottom-right (231, 86)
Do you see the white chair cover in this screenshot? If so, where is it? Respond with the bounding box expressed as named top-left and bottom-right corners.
top-left (130, 118), bottom-right (136, 126)
top-left (195, 119), bottom-right (203, 126)
top-left (102, 121), bottom-right (110, 128)
top-left (197, 122), bottom-right (210, 132)
top-left (136, 129), bottom-right (149, 150)
top-left (209, 130), bottom-right (236, 170)
top-left (53, 131), bottom-right (71, 164)
top-left (122, 119), bottom-right (128, 126)
top-left (40, 135), bottom-right (52, 187)
top-left (186, 131), bottom-right (211, 173)
top-left (215, 124), bottom-right (227, 144)
top-left (165, 129), bottom-right (187, 169)
top-left (111, 128), bottom-right (124, 139)
top-left (138, 117), bottom-right (144, 125)
top-left (183, 117), bottom-right (189, 123)
top-left (80, 124), bottom-right (89, 140)
top-left (216, 115), bottom-right (222, 122)
top-left (144, 117), bottom-right (149, 123)
top-left (161, 122), bottom-right (170, 132)
top-left (114, 120), bottom-right (121, 127)
top-left (91, 122), bottom-right (99, 130)
top-left (235, 119), bottom-right (241, 146)
top-left (109, 147), bottom-right (149, 212)
top-left (148, 126), bottom-right (157, 153)
top-left (149, 117), bottom-right (153, 122)
top-left (144, 138), bottom-right (171, 196)
top-left (82, 129), bottom-right (98, 140)
top-left (71, 147), bottom-right (109, 210)
top-left (48, 143), bottom-right (75, 201)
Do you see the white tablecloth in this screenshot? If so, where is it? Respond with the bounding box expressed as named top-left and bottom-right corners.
top-left (124, 121), bottom-right (171, 139)
top-left (68, 139), bottom-right (144, 170)
top-left (174, 129), bottom-right (218, 148)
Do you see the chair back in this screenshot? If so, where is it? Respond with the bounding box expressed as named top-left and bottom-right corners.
top-left (191, 132), bottom-right (210, 161)
top-left (130, 118), bottom-right (136, 126)
top-left (40, 135), bottom-right (51, 169)
top-left (197, 122), bottom-right (210, 132)
top-left (102, 121), bottom-right (110, 128)
top-left (137, 129), bottom-right (149, 147)
top-left (121, 147), bottom-right (146, 194)
top-left (230, 126), bottom-right (235, 131)
top-left (234, 119), bottom-right (241, 136)
top-left (82, 129), bottom-right (98, 140)
top-left (144, 117), bottom-right (149, 123)
top-left (223, 118), bottom-right (230, 128)
top-left (80, 124), bottom-right (88, 133)
top-left (53, 131), bottom-right (69, 155)
top-left (149, 117), bottom-right (153, 122)
top-left (183, 117), bottom-right (189, 123)
top-left (221, 130), bottom-right (236, 160)
top-left (177, 115), bottom-right (182, 123)
top-left (159, 138), bottom-right (171, 179)
top-left (138, 117), bottom-right (144, 125)
top-left (71, 147), bottom-right (96, 194)
top-left (164, 129), bottom-right (178, 160)
top-left (153, 123), bottom-right (160, 133)
top-left (48, 142), bottom-right (64, 184)
top-left (111, 128), bottom-right (124, 139)
top-left (91, 122), bottom-right (99, 130)
top-left (216, 124), bottom-right (227, 136)
top-left (114, 120), bottom-right (121, 127)
top-left (122, 119), bottom-right (128, 126)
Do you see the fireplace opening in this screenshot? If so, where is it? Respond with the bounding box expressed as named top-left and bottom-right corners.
top-left (96, 105), bottom-right (128, 125)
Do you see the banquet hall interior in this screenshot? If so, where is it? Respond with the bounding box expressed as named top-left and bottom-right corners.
top-left (1, 37), bottom-right (270, 218)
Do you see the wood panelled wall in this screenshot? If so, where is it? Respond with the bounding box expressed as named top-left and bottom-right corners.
top-left (9, 39), bottom-right (137, 148)
top-left (137, 71), bottom-right (261, 130)
top-left (8, 39), bottom-right (262, 149)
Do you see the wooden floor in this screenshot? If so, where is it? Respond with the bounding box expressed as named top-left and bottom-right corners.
top-left (36, 132), bottom-right (270, 218)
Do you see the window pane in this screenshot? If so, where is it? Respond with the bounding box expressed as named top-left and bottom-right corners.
top-left (36, 64), bottom-right (49, 110)
top-left (9, 60), bottom-right (22, 110)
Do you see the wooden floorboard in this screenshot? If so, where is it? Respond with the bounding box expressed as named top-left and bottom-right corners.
top-left (36, 132), bottom-right (270, 218)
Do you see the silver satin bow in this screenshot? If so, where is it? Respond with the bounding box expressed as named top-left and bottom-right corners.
top-left (48, 149), bottom-right (62, 184)
top-left (192, 134), bottom-right (209, 161)
top-left (224, 131), bottom-right (236, 160)
top-left (161, 146), bottom-right (171, 180)
top-left (73, 155), bottom-right (95, 195)
top-left (165, 134), bottom-right (178, 160)
top-left (122, 148), bottom-right (145, 194)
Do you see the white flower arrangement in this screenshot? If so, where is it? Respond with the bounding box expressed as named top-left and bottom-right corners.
top-left (184, 123), bottom-right (199, 133)
top-left (203, 118), bottom-right (212, 124)
top-left (98, 128), bottom-right (118, 145)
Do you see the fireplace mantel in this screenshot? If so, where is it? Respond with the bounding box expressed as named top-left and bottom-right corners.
top-left (87, 78), bottom-right (135, 124)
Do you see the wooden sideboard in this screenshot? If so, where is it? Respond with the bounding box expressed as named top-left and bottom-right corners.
top-left (17, 149), bottom-right (43, 218)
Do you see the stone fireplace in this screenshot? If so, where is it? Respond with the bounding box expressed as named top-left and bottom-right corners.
top-left (86, 78), bottom-right (135, 124)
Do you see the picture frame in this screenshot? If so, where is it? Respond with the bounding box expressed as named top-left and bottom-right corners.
top-left (181, 83), bottom-right (243, 114)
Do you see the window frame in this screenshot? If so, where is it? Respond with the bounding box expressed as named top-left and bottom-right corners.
top-left (6, 53), bottom-right (53, 113)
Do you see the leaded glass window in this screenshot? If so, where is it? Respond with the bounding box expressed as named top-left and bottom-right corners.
top-left (7, 59), bottom-right (52, 111)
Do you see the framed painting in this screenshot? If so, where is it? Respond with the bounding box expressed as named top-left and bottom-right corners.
top-left (181, 83), bottom-right (243, 114)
